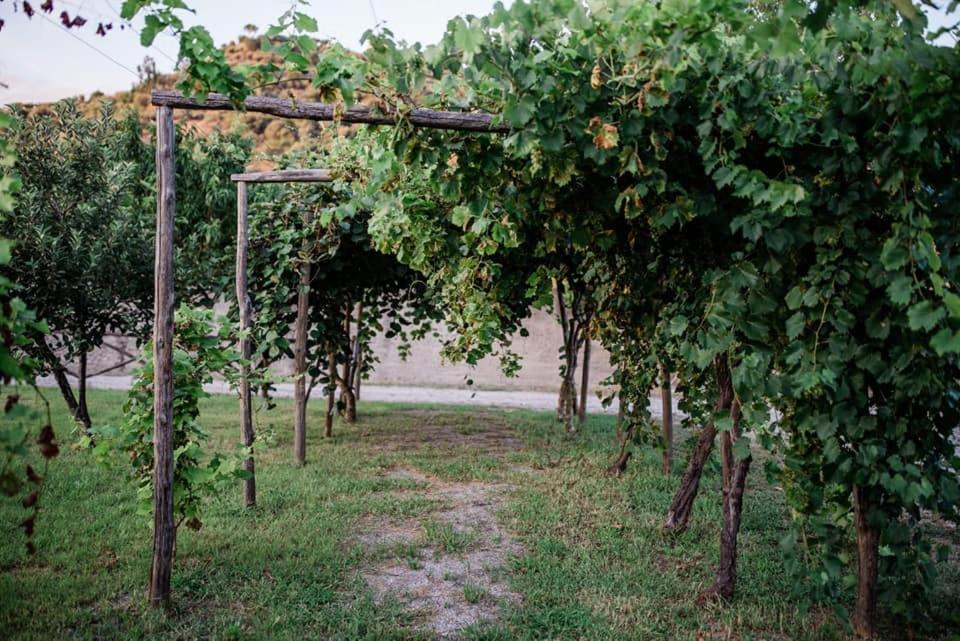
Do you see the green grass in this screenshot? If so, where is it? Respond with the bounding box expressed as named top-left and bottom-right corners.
top-left (422, 520), bottom-right (478, 555)
top-left (463, 584), bottom-right (488, 605)
top-left (1, 388), bottom-right (958, 640)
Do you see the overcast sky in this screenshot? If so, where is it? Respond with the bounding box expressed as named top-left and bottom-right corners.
top-left (0, 0), bottom-right (955, 105)
top-left (0, 0), bottom-right (502, 104)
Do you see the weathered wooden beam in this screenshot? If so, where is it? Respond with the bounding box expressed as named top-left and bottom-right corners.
top-left (235, 181), bottom-right (257, 507)
top-left (230, 169), bottom-right (333, 183)
top-left (151, 89), bottom-right (509, 133)
top-left (149, 104), bottom-right (176, 607)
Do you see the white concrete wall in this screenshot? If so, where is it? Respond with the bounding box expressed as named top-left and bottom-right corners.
top-left (365, 308), bottom-right (614, 393)
top-left (81, 308), bottom-right (615, 395)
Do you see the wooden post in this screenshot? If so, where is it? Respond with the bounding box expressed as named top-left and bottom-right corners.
top-left (660, 362), bottom-right (673, 475)
top-left (293, 210), bottom-right (313, 466)
top-left (231, 169), bottom-right (333, 183)
top-left (149, 104), bottom-right (176, 607)
top-left (235, 181), bottom-right (257, 507)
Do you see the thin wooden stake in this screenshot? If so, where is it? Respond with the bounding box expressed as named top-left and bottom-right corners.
top-left (235, 181), bottom-right (256, 506)
top-left (149, 104), bottom-right (176, 607)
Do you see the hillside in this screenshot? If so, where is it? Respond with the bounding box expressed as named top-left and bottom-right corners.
top-left (28, 35), bottom-right (359, 156)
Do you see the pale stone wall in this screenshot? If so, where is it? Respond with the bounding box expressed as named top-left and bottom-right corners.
top-left (80, 308), bottom-right (616, 394)
top-left (365, 308), bottom-right (614, 392)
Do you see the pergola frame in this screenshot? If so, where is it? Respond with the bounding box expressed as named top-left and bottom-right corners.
top-left (149, 89), bottom-right (506, 605)
top-left (230, 168), bottom-right (334, 511)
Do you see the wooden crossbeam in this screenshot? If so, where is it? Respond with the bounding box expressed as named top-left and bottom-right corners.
top-left (151, 90), bottom-right (509, 133)
top-left (231, 169), bottom-right (333, 183)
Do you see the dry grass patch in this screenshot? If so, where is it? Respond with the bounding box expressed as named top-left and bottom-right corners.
top-left (358, 464), bottom-right (524, 638)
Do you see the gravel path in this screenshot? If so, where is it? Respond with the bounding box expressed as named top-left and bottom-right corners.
top-left (36, 374), bottom-right (678, 418)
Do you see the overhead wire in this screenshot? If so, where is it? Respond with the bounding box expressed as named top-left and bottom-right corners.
top-left (43, 0), bottom-right (179, 65)
top-left (101, 0), bottom-right (178, 64)
top-left (36, 9), bottom-right (140, 79)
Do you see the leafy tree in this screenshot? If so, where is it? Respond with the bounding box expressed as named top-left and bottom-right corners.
top-left (0, 111), bottom-right (60, 557)
top-left (4, 102), bottom-right (251, 430)
top-left (697, 7), bottom-right (960, 633)
top-left (347, 1), bottom-right (960, 635)
top-left (116, 111), bottom-right (253, 304)
top-left (4, 101), bottom-right (152, 430)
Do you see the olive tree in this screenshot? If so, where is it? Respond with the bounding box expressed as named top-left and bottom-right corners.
top-left (4, 102), bottom-right (250, 429)
top-left (4, 101), bottom-right (152, 429)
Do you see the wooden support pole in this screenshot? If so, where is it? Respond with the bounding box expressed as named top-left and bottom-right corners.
top-left (149, 104), bottom-right (176, 607)
top-left (152, 90), bottom-right (510, 133)
top-left (235, 181), bottom-right (256, 507)
top-left (293, 210), bottom-right (314, 466)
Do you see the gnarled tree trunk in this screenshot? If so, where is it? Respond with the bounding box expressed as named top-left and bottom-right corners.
top-left (325, 350), bottom-right (336, 438)
top-left (352, 301), bottom-right (363, 401)
top-left (553, 279), bottom-right (581, 433)
top-left (608, 395), bottom-right (636, 477)
top-left (35, 338), bottom-right (87, 429)
top-left (701, 398), bottom-right (749, 600)
top-left (663, 356), bottom-right (734, 533)
top-left (338, 304), bottom-right (358, 424)
top-left (664, 422), bottom-right (717, 532)
top-left (557, 375), bottom-right (577, 432)
top-left (51, 364), bottom-right (80, 419)
top-left (341, 386), bottom-right (357, 423)
top-left (578, 337), bottom-right (590, 427)
top-left (76, 351), bottom-right (91, 430)
top-left (720, 426), bottom-right (733, 493)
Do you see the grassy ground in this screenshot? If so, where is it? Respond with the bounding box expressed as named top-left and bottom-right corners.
top-left (1, 389), bottom-right (958, 641)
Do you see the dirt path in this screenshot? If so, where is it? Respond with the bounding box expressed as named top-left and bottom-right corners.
top-left (358, 465), bottom-right (522, 638)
